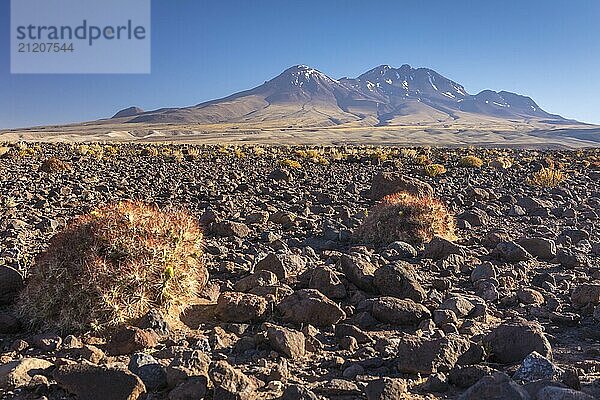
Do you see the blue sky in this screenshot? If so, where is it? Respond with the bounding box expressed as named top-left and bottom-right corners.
top-left (1, 0), bottom-right (599, 128)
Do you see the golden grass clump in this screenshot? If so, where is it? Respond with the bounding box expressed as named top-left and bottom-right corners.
top-left (355, 192), bottom-right (456, 245)
top-left (424, 164), bottom-right (447, 177)
top-left (40, 157), bottom-right (72, 173)
top-left (527, 167), bottom-right (566, 187)
top-left (279, 159), bottom-right (301, 169)
top-left (458, 155), bottom-right (484, 168)
top-left (18, 201), bottom-right (207, 333)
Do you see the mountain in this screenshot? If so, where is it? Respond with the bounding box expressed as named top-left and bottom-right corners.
top-left (111, 64), bottom-right (573, 128)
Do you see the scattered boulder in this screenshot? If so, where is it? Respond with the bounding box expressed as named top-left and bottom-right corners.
top-left (395, 334), bottom-right (471, 374)
top-left (372, 297), bottom-right (431, 326)
top-left (216, 291), bottom-right (268, 323)
top-left (0, 265), bottom-right (24, 305)
top-left (484, 320), bottom-right (552, 364)
top-left (365, 377), bottom-right (408, 399)
top-left (212, 221), bottom-right (250, 238)
top-left (278, 289), bottom-right (346, 326)
top-left (266, 324), bottom-right (306, 359)
top-left (308, 266), bottom-right (347, 299)
top-left (423, 236), bottom-right (467, 260)
top-left (107, 326), bottom-right (159, 356)
top-left (337, 254), bottom-right (377, 292)
top-left (370, 172), bottom-right (434, 200)
top-left (209, 360), bottom-right (258, 400)
top-left (0, 358), bottom-right (53, 389)
top-left (53, 363), bottom-right (146, 400)
top-left (513, 352), bottom-right (564, 383)
top-left (373, 262), bottom-right (426, 302)
top-left (571, 283), bottom-right (600, 307)
top-left (129, 353), bottom-right (167, 391)
top-left (493, 241), bottom-right (532, 262)
top-left (255, 253), bottom-right (306, 280)
top-left (459, 372), bottom-right (530, 400)
top-left (517, 238), bottom-right (557, 260)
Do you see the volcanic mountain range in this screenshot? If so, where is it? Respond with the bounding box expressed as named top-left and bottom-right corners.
top-left (112, 64), bottom-right (574, 127)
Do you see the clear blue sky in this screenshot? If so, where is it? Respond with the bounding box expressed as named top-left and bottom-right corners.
top-left (2, 0), bottom-right (599, 128)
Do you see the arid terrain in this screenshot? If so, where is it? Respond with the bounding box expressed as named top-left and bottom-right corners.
top-left (3, 64), bottom-right (600, 148)
top-left (0, 143), bottom-right (599, 399)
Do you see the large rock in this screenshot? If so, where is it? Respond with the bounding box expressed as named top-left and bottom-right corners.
top-left (513, 352), bottom-right (564, 383)
top-left (212, 221), bottom-right (250, 238)
top-left (308, 266), bottom-right (347, 299)
top-left (128, 353), bottom-right (167, 391)
top-left (168, 377), bottom-right (208, 400)
top-left (53, 363), bottom-right (146, 400)
top-left (373, 262), bottom-right (426, 302)
top-left (459, 372), bottom-right (530, 400)
top-left (337, 254), bottom-right (377, 292)
top-left (107, 326), bottom-right (159, 356)
top-left (216, 292), bottom-right (268, 323)
top-left (493, 241), bottom-right (532, 262)
top-left (255, 253), bottom-right (306, 280)
top-left (484, 320), bottom-right (552, 364)
top-left (372, 297), bottom-right (431, 326)
top-left (423, 236), bottom-right (467, 260)
top-left (165, 349), bottom-right (211, 388)
top-left (234, 270), bottom-right (278, 293)
top-left (370, 172), bottom-right (434, 200)
top-left (365, 377), bottom-right (408, 399)
top-left (535, 386), bottom-right (596, 400)
top-left (209, 360), bottom-right (257, 400)
top-left (517, 238), bottom-right (557, 260)
top-left (395, 334), bottom-right (471, 374)
top-left (278, 289), bottom-right (346, 326)
top-left (266, 324), bottom-right (306, 359)
top-left (0, 265), bottom-right (24, 305)
top-left (571, 283), bottom-right (600, 307)
top-left (0, 357), bottom-right (53, 389)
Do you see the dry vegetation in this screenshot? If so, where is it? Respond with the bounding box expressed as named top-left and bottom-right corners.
top-left (354, 192), bottom-right (457, 245)
top-left (17, 201), bottom-right (207, 332)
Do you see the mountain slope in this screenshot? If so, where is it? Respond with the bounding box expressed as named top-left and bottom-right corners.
top-left (113, 64), bottom-right (574, 127)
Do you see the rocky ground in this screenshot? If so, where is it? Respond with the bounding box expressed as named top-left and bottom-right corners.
top-left (0, 143), bottom-right (599, 400)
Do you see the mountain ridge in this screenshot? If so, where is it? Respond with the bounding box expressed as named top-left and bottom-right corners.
top-left (114, 64), bottom-right (577, 127)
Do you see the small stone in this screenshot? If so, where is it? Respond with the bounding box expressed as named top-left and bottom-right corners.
top-left (459, 372), bottom-right (529, 400)
top-left (31, 333), bottom-right (62, 352)
top-left (138, 310), bottom-right (170, 336)
top-left (255, 253), bottom-right (306, 280)
top-left (571, 283), bottom-right (600, 307)
top-left (493, 241), bottom-right (532, 262)
top-left (212, 221), bottom-right (250, 238)
top-left (337, 254), bottom-right (377, 292)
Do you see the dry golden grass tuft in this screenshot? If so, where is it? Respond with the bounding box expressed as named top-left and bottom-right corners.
top-left (458, 155), bottom-right (484, 168)
top-left (355, 192), bottom-right (456, 245)
top-left (279, 159), bottom-right (301, 169)
top-left (18, 201), bottom-right (207, 333)
top-left (527, 167), bottom-right (566, 187)
top-left (424, 164), bottom-right (446, 177)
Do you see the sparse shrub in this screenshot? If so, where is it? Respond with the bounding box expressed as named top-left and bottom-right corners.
top-left (186, 147), bottom-right (201, 160)
top-left (141, 146), bottom-right (159, 157)
top-left (527, 167), bottom-right (566, 187)
top-left (77, 144), bottom-right (90, 156)
top-left (279, 159), bottom-right (301, 169)
top-left (424, 164), bottom-right (447, 177)
top-left (233, 147), bottom-right (245, 159)
top-left (0, 146), bottom-right (11, 158)
top-left (171, 149), bottom-right (184, 162)
top-left (251, 146), bottom-right (265, 157)
top-left (104, 145), bottom-right (118, 156)
top-left (40, 157), bottom-right (72, 173)
top-left (18, 201), bottom-right (207, 332)
top-left (415, 155), bottom-right (431, 165)
top-left (458, 155), bottom-right (483, 168)
top-left (490, 157), bottom-right (512, 169)
top-left (400, 148), bottom-right (418, 158)
top-left (354, 192), bottom-right (456, 245)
